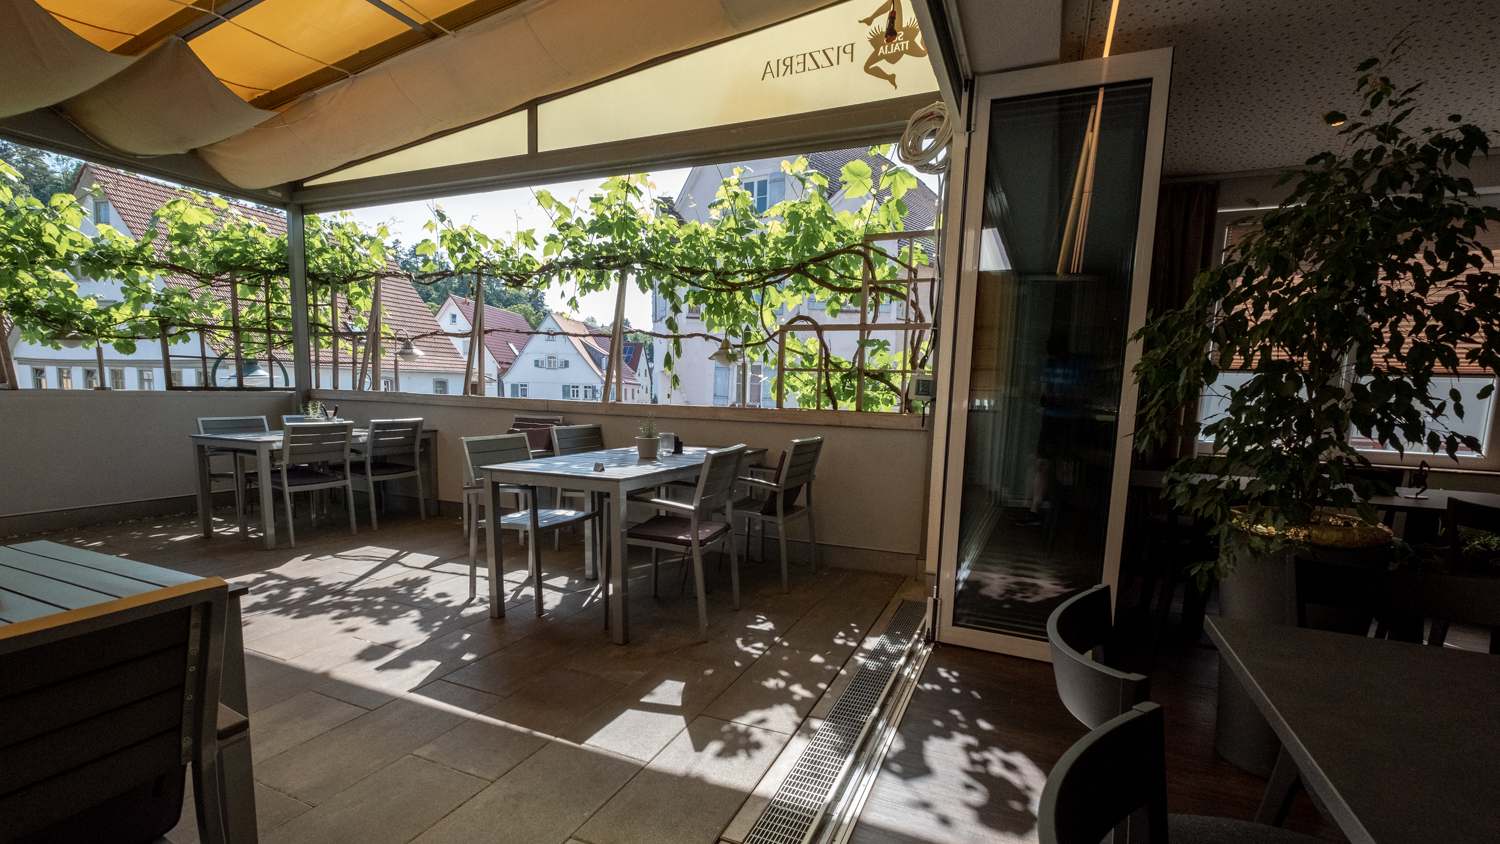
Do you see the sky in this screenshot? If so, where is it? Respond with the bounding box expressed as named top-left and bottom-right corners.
top-left (344, 169), bottom-right (691, 328)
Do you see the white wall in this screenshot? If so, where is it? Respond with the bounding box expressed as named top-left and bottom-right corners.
top-left (0, 389), bottom-right (297, 528)
top-left (311, 389), bottom-right (930, 570)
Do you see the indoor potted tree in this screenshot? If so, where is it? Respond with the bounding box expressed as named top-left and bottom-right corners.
top-left (1132, 49), bottom-right (1500, 777)
top-left (1133, 49), bottom-right (1500, 593)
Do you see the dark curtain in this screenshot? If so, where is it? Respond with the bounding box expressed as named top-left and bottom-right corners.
top-left (1137, 181), bottom-right (1220, 465)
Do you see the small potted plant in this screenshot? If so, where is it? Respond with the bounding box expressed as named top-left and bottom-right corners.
top-left (636, 416), bottom-right (660, 461)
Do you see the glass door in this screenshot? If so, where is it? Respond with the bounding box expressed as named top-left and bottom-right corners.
top-left (930, 50), bottom-right (1172, 657)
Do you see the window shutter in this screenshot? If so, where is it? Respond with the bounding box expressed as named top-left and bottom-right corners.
top-left (563, 384), bottom-right (570, 398)
top-left (562, 359), bottom-right (569, 369)
top-left (768, 173), bottom-right (785, 207)
top-left (534, 359), bottom-right (541, 368)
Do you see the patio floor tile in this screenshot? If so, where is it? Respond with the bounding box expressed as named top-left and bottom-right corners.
top-left (263, 755), bottom-right (486, 844)
top-left (250, 690), bottom-right (367, 764)
top-left (410, 740), bottom-right (641, 844)
top-left (564, 657), bottom-right (743, 761)
top-left (573, 716), bottom-right (791, 844)
top-left (701, 644), bottom-right (842, 734)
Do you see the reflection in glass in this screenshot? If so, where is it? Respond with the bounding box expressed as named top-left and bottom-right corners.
top-left (953, 80), bottom-right (1152, 640)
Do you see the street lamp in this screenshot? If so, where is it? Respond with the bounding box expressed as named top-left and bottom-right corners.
top-left (393, 330), bottom-right (422, 392)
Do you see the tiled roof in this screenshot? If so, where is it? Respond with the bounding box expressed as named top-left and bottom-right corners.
top-left (549, 313), bottom-right (640, 387)
top-left (82, 166), bottom-right (462, 373)
top-left (448, 295), bottom-right (532, 377)
top-left (804, 148), bottom-right (939, 233)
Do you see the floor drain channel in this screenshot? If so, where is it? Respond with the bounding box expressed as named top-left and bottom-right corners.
top-left (744, 599), bottom-right (929, 844)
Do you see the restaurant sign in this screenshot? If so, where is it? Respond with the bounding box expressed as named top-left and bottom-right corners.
top-left (760, 1), bottom-right (929, 89)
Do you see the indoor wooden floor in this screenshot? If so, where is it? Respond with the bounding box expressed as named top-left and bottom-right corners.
top-left (850, 624), bottom-right (1348, 844)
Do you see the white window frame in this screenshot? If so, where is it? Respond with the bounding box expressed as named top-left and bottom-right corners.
top-left (57, 367), bottom-right (73, 390)
top-left (109, 368), bottom-right (126, 390)
top-left (83, 368), bottom-right (98, 389)
top-left (433, 379), bottom-right (448, 395)
top-left (137, 369), bottom-right (153, 390)
top-left (32, 367), bottom-right (46, 389)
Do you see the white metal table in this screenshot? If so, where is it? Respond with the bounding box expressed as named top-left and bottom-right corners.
top-left (190, 428), bottom-right (438, 549)
top-left (481, 446), bottom-right (720, 644)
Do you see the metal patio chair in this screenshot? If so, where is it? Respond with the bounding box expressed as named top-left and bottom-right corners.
top-left (627, 444), bottom-right (747, 641)
top-left (0, 577), bottom-right (248, 844)
top-left (464, 433), bottom-right (599, 612)
top-left (351, 418), bottom-right (426, 530)
top-left (196, 415), bottom-right (268, 523)
top-left (731, 436), bottom-right (823, 592)
top-left (271, 421), bottom-right (358, 547)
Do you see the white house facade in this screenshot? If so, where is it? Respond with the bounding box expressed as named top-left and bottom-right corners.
top-left (506, 313), bottom-right (645, 403)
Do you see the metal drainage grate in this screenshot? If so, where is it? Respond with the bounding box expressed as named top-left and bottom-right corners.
top-left (744, 600), bottom-right (928, 844)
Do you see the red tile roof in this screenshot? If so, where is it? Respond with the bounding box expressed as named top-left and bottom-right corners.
top-left (447, 295), bottom-right (533, 377)
top-left (81, 166), bottom-right (464, 373)
top-left (550, 313), bottom-right (640, 387)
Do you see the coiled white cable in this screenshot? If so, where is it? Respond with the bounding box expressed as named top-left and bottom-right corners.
top-left (897, 101), bottom-right (953, 174)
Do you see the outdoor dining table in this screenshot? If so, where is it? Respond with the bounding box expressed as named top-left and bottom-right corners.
top-left (481, 445), bottom-right (765, 644)
top-left (0, 540), bottom-right (257, 843)
top-left (1207, 615), bottom-right (1500, 844)
top-left (190, 427), bottom-right (438, 549)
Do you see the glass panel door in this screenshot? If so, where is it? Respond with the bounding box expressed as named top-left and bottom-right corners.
top-left (933, 52), bottom-right (1171, 656)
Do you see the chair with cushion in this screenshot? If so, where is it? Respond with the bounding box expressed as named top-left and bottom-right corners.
top-left (1047, 584), bottom-right (1150, 729)
top-left (464, 433), bottom-right (599, 613)
top-left (0, 577), bottom-right (247, 844)
top-left (196, 415), bottom-right (268, 523)
top-left (351, 418), bottom-right (426, 530)
top-left (627, 444), bottom-right (748, 641)
top-left (1040, 702), bottom-right (1321, 844)
top-left (271, 422), bottom-right (358, 547)
top-left (731, 436), bottom-right (823, 592)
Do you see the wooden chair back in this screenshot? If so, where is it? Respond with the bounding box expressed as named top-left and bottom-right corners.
top-left (282, 422), bottom-right (353, 467)
top-left (692, 445), bottom-right (748, 522)
top-left (1294, 556), bottom-right (1500, 643)
top-left (196, 416), bottom-right (268, 436)
top-left (462, 434), bottom-right (532, 486)
top-left (364, 418), bottom-right (424, 462)
top-left (1039, 702), bottom-right (1168, 844)
top-left (552, 424), bottom-right (604, 457)
top-left (0, 579), bottom-right (231, 843)
top-left (1047, 584), bottom-right (1150, 729)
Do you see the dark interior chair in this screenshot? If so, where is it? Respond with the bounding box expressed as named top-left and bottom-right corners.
top-left (0, 578), bottom-right (246, 844)
top-left (1433, 498), bottom-right (1500, 650)
top-left (1294, 554), bottom-right (1500, 653)
top-left (1047, 584), bottom-right (1150, 729)
top-left (1040, 702), bottom-right (1320, 844)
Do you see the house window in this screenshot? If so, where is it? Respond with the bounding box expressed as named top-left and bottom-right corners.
top-left (510, 383), bottom-right (527, 398)
top-left (31, 367), bottom-right (46, 389)
top-left (546, 355), bottom-right (558, 369)
top-left (449, 313), bottom-right (458, 325)
top-left (381, 378), bottom-right (394, 391)
top-left (687, 305), bottom-right (702, 318)
top-left (170, 369), bottom-right (184, 387)
top-left (561, 358), bottom-right (569, 369)
top-left (564, 384), bottom-right (581, 400)
top-left (57, 367), bottom-right (73, 390)
top-left (713, 364), bottom-right (730, 406)
top-left (83, 368), bottom-right (98, 389)
top-left (744, 177), bottom-right (769, 213)
top-left (93, 201), bottom-right (112, 227)
top-left (138, 369), bottom-right (153, 390)
top-left (110, 368), bottom-right (126, 390)
top-left (545, 330), bottom-right (556, 341)
top-left (433, 379), bottom-right (448, 394)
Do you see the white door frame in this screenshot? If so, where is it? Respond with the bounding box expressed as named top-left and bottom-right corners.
top-left (927, 48), bottom-right (1174, 658)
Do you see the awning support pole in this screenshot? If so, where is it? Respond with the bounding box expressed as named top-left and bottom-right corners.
top-left (288, 204), bottom-right (312, 399)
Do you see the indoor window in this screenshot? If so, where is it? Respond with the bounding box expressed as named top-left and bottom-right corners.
top-left (138, 369), bottom-right (153, 390)
top-left (433, 379), bottom-right (448, 394)
top-left (57, 367), bottom-right (73, 390)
